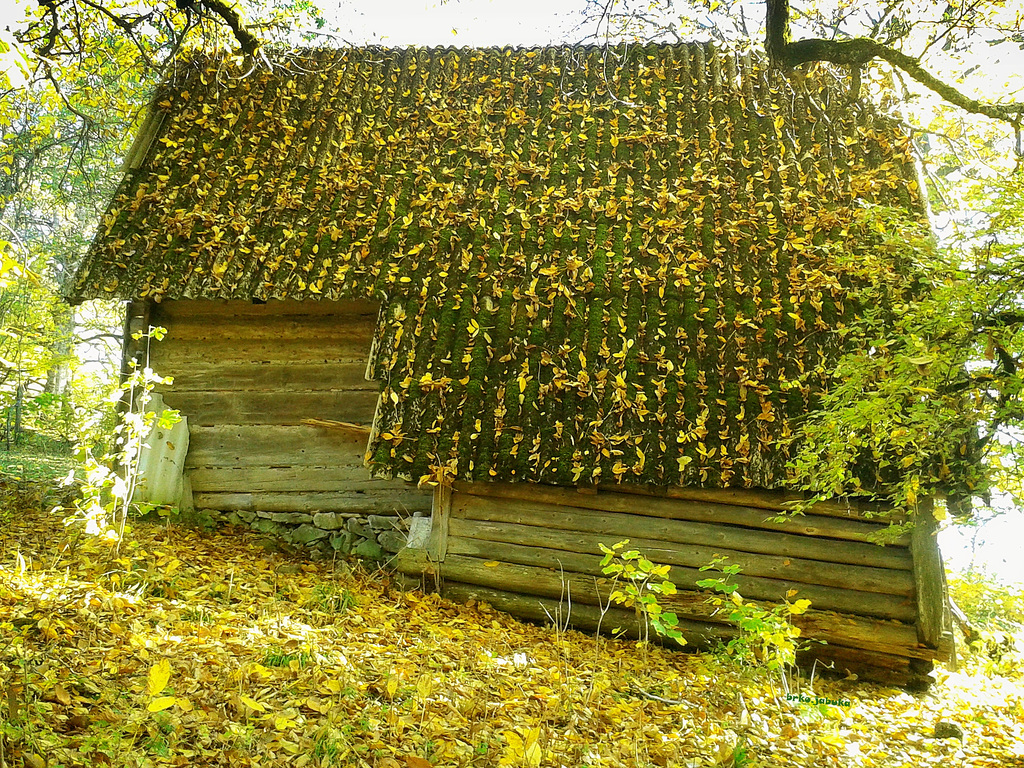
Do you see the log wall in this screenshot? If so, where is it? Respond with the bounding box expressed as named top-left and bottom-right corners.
top-left (396, 480), bottom-right (952, 686)
top-left (147, 300), bottom-right (430, 543)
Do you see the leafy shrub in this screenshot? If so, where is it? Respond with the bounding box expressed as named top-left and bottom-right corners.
top-left (696, 556), bottom-right (811, 671)
top-left (599, 540), bottom-right (686, 646)
top-left (948, 569), bottom-right (1024, 677)
top-left (948, 569), bottom-right (1024, 631)
top-left (597, 543), bottom-right (813, 672)
top-left (66, 327), bottom-right (179, 544)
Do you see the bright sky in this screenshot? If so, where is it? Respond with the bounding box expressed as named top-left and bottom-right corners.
top-left (321, 0), bottom-right (585, 46)
top-left (943, 512), bottom-right (1024, 583)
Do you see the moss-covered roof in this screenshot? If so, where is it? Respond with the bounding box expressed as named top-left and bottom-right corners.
top-left (74, 45), bottom-right (924, 488)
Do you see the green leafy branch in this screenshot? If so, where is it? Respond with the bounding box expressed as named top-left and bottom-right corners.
top-left (66, 326), bottom-right (179, 550)
top-left (599, 540), bottom-right (685, 646)
top-left (697, 556), bottom-right (810, 671)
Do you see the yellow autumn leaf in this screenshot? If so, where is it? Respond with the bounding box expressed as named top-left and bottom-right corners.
top-left (275, 715), bottom-right (298, 730)
top-left (240, 695), bottom-right (266, 712)
top-left (147, 696), bottom-right (176, 713)
top-left (417, 676), bottom-right (433, 699)
top-left (147, 659), bottom-right (171, 696)
top-left (789, 599), bottom-right (812, 615)
top-left (503, 727), bottom-right (542, 767)
top-left (304, 696), bottom-right (329, 713)
top-left (248, 663), bottom-right (273, 678)
top-left (319, 679), bottom-right (344, 695)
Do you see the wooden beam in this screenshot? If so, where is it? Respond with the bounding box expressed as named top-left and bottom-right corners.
top-left (442, 539), bottom-right (915, 621)
top-left (151, 298), bottom-right (381, 319)
top-left (161, 390), bottom-right (380, 426)
top-left (453, 492), bottom-right (913, 571)
top-left (186, 425), bottom-right (370, 467)
top-left (301, 419), bottom-right (372, 437)
top-left (193, 489), bottom-right (432, 514)
top-left (428, 484), bottom-right (452, 561)
top-left (439, 580), bottom-right (737, 648)
top-left (448, 520), bottom-right (915, 596)
top-left (397, 553), bottom-right (931, 658)
top-left (151, 314), bottom-right (379, 342)
top-left (151, 337), bottom-right (374, 365)
top-left (438, 581), bottom-right (917, 685)
top-left (451, 482), bottom-right (907, 545)
top-left (602, 483), bottom-right (901, 522)
top-left (187, 465), bottom-right (413, 493)
top-left (162, 362), bottom-right (377, 393)
top-left (910, 499), bottom-right (949, 654)
top-left (796, 645), bottom-right (911, 687)
top-left (453, 480), bottom-right (895, 522)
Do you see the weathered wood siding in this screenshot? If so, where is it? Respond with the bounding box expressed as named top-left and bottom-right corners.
top-left (148, 300), bottom-right (430, 517)
top-left (397, 481), bottom-right (951, 685)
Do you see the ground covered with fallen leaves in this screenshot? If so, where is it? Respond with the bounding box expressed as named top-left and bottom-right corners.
top-left (1, 481), bottom-right (1023, 768)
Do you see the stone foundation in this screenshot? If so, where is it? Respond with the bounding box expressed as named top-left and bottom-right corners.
top-left (206, 508), bottom-right (425, 561)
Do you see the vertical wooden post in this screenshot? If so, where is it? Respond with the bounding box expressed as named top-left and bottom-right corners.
top-left (428, 483), bottom-right (452, 562)
top-left (911, 498), bottom-right (950, 655)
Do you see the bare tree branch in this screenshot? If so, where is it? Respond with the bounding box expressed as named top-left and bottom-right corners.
top-left (34, 0), bottom-right (60, 56)
top-left (77, 0), bottom-right (157, 68)
top-left (41, 66), bottom-right (95, 127)
top-left (198, 0), bottom-right (260, 55)
top-left (766, 0), bottom-right (1024, 130)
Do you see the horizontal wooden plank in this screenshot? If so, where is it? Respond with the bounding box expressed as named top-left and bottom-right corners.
top-left (438, 579), bottom-right (738, 649)
top-left (153, 313), bottom-right (378, 342)
top-left (194, 489), bottom-right (432, 514)
top-left (443, 539), bottom-right (914, 621)
top-left (596, 483), bottom-right (900, 522)
top-left (435, 580), bottom-right (922, 683)
top-left (797, 644), bottom-right (913, 685)
top-left (161, 362), bottom-right (376, 393)
top-left (431, 578), bottom-right (926, 663)
top-left (150, 336), bottom-right (373, 365)
top-left (187, 465), bottom-right (415, 493)
top-left (152, 298), bottom-right (380, 319)
top-left (448, 520), bottom-right (914, 596)
top-left (452, 483), bottom-right (906, 545)
top-left (162, 390), bottom-right (380, 426)
top-left (454, 493), bottom-right (913, 571)
top-left (412, 551), bottom-right (917, 635)
top-left (185, 425), bottom-right (371, 467)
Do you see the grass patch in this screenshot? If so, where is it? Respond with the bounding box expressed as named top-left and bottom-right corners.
top-left (0, 444), bottom-right (74, 484)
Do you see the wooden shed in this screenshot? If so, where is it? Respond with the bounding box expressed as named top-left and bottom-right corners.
top-left (72, 44), bottom-right (951, 684)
